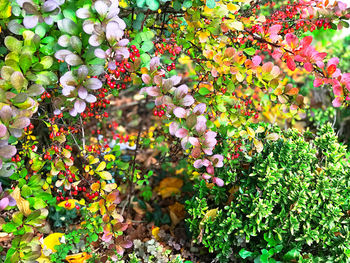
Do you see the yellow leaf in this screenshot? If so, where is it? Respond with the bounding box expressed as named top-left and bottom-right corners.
top-left (43, 233), bottom-right (64, 253)
top-left (178, 55), bottom-right (192, 65)
top-left (198, 31), bottom-right (210, 43)
top-left (10, 187), bottom-right (31, 216)
top-left (103, 183), bottom-right (117, 192)
top-left (104, 154), bottom-right (115, 161)
top-left (152, 227), bottom-right (160, 240)
top-left (227, 3), bottom-right (240, 12)
top-left (236, 72), bottom-right (244, 82)
top-left (88, 202), bottom-right (99, 213)
top-left (98, 171), bottom-right (112, 180)
top-left (231, 21), bottom-right (244, 31)
top-left (254, 139), bottom-right (263, 153)
top-left (66, 252), bottom-right (92, 263)
top-left (91, 182), bottom-right (100, 192)
top-left (157, 177), bottom-right (183, 198)
top-left (57, 199), bottom-right (78, 210)
top-left (256, 126), bottom-right (265, 133)
top-left (247, 127), bottom-right (255, 138)
top-left (119, 0), bottom-right (128, 8)
top-left (96, 161), bottom-right (106, 172)
top-left (200, 208), bottom-right (218, 229)
top-left (36, 255), bottom-right (51, 263)
top-left (266, 133), bottom-right (280, 141)
top-left (88, 155), bottom-right (99, 165)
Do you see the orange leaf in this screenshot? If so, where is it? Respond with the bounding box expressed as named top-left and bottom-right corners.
top-left (66, 252), bottom-right (92, 263)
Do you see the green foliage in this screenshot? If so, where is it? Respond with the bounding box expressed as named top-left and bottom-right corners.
top-left (186, 124), bottom-right (350, 262)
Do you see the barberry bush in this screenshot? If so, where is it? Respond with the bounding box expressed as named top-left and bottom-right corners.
top-left (0, 0), bottom-right (349, 262)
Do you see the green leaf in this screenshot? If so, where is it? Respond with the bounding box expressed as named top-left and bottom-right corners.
top-left (183, 0), bottom-right (192, 8)
top-left (146, 0), bottom-right (159, 10)
top-left (206, 0), bottom-right (215, 9)
top-left (141, 40), bottom-right (154, 52)
top-left (140, 53), bottom-right (151, 65)
top-left (199, 87), bottom-right (211, 95)
top-left (283, 248), bottom-right (300, 260)
top-left (19, 53), bottom-right (32, 74)
top-left (21, 185), bottom-right (32, 197)
top-left (133, 13), bottom-right (145, 30)
top-left (12, 212), bottom-right (23, 225)
top-left (239, 249), bottom-right (253, 259)
top-left (91, 232), bottom-right (98, 242)
top-left (244, 47), bottom-right (256, 56)
top-left (35, 24), bottom-right (47, 38)
top-left (137, 0), bottom-right (146, 8)
top-left (0, 0), bottom-right (11, 19)
top-left (4, 36), bottom-right (23, 52)
top-left (3, 222), bottom-right (17, 233)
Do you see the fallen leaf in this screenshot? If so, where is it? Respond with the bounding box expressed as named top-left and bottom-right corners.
top-left (57, 199), bottom-right (79, 210)
top-left (157, 177), bottom-right (183, 198)
top-left (152, 226), bottom-right (160, 240)
top-left (169, 202), bottom-right (185, 226)
top-left (66, 252), bottom-right (92, 263)
top-left (0, 232), bottom-right (12, 242)
top-left (10, 187), bottom-right (31, 216)
top-left (43, 233), bottom-right (64, 253)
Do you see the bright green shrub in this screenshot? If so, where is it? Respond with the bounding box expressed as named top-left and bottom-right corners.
top-left (186, 124), bottom-right (350, 262)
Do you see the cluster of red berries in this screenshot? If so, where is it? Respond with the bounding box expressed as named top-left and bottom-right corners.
top-left (49, 125), bottom-right (78, 139)
top-left (23, 123), bottom-right (35, 132)
top-left (11, 154), bottom-right (21, 162)
top-left (153, 104), bottom-right (167, 117)
top-left (154, 39), bottom-right (182, 61)
top-left (79, 99), bottom-right (111, 122)
top-left (228, 141), bottom-right (243, 160)
top-left (232, 93), bottom-right (260, 119)
top-left (40, 92), bottom-right (51, 100)
top-left (86, 191), bottom-right (99, 200)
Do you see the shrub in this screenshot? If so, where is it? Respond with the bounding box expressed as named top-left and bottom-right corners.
top-left (186, 124), bottom-right (350, 262)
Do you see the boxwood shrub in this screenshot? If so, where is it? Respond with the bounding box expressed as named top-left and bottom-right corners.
top-left (186, 124), bottom-right (350, 262)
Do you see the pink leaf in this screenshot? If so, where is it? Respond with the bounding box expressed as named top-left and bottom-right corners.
top-left (182, 95), bottom-right (194, 106)
top-left (173, 107), bottom-right (187, 118)
top-left (175, 84), bottom-right (188, 98)
top-left (195, 116), bottom-right (207, 134)
top-left (212, 177), bottom-right (224, 187)
top-left (314, 78), bottom-right (323, 87)
top-left (74, 99), bottom-right (86, 113)
top-left (189, 137), bottom-right (200, 146)
top-left (170, 75), bottom-right (182, 85)
top-left (285, 33), bottom-right (299, 49)
top-left (175, 128), bottom-right (188, 138)
top-left (332, 97), bottom-right (342, 107)
top-left (300, 36), bottom-right (313, 47)
top-left (194, 159), bottom-right (204, 168)
top-left (262, 62), bottom-right (273, 73)
top-left (146, 86), bottom-right (160, 97)
top-left (286, 57), bottom-right (296, 71)
top-left (206, 165), bottom-right (214, 175)
top-left (141, 74), bottom-right (151, 84)
top-left (169, 122), bottom-right (179, 135)
top-left (304, 62), bottom-right (313, 72)
top-left (252, 55), bottom-right (262, 66)
top-left (268, 24), bottom-right (282, 35)
top-left (0, 124), bottom-right (7, 137)
top-left (193, 103), bottom-right (206, 114)
top-left (202, 173), bottom-right (211, 180)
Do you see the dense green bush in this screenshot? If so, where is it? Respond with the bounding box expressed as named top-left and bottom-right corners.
top-left (186, 124), bottom-right (350, 262)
